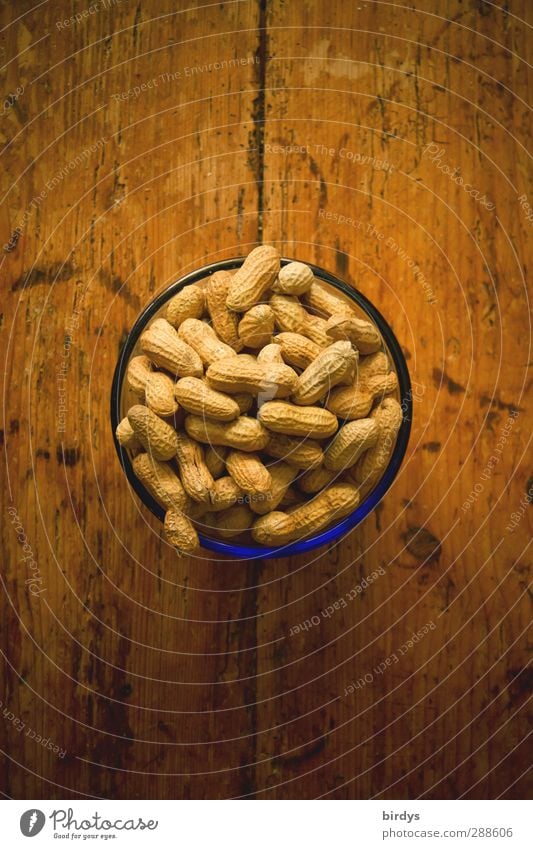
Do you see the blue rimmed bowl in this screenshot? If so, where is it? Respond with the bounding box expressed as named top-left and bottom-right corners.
top-left (111, 257), bottom-right (411, 559)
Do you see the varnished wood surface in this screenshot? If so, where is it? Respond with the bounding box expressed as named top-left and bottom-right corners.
top-left (0, 0), bottom-right (531, 800)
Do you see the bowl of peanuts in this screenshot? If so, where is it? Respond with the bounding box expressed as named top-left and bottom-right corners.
top-left (111, 246), bottom-right (411, 558)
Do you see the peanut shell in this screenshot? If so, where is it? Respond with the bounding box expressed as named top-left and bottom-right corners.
top-left (166, 285), bottom-right (205, 328)
top-left (263, 433), bottom-right (324, 468)
top-left (174, 376), bottom-right (240, 421)
top-left (205, 270), bottom-right (243, 351)
top-left (258, 401), bottom-right (338, 439)
top-left (250, 462), bottom-right (296, 515)
top-left (127, 355), bottom-right (153, 395)
top-left (273, 332), bottom-right (321, 369)
top-left (324, 418), bottom-right (380, 471)
top-left (238, 304), bottom-right (275, 348)
top-left (326, 313), bottom-right (382, 355)
top-left (164, 509), bottom-right (199, 555)
top-left (175, 434), bottom-right (215, 504)
top-left (185, 415), bottom-right (269, 452)
top-left (144, 372), bottom-right (179, 417)
top-left (292, 341), bottom-right (358, 405)
top-left (206, 355), bottom-right (298, 399)
top-left (204, 445), bottom-right (228, 478)
top-left (269, 294), bottom-right (309, 334)
top-left (209, 476), bottom-right (244, 512)
top-left (354, 398), bottom-right (403, 492)
top-left (273, 261), bottom-right (313, 296)
top-left (116, 417), bottom-right (140, 449)
top-left (140, 318), bottom-right (203, 377)
top-left (178, 318), bottom-right (236, 366)
top-left (133, 453), bottom-right (189, 512)
top-left (226, 245), bottom-right (280, 311)
top-left (127, 404), bottom-right (178, 460)
top-left (226, 451), bottom-right (272, 498)
top-left (303, 282), bottom-right (356, 318)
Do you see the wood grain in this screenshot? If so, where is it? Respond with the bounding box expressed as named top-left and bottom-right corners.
top-left (0, 0), bottom-right (531, 800)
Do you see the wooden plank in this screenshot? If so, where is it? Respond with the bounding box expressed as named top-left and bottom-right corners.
top-left (1, 0), bottom-right (264, 800)
top-left (255, 0), bottom-right (532, 799)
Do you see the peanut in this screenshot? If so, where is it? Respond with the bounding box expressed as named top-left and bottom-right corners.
top-left (174, 434), bottom-right (215, 504)
top-left (256, 343), bottom-right (284, 364)
top-left (250, 462), bottom-right (296, 515)
top-left (205, 270), bottom-right (243, 351)
top-left (238, 304), bottom-right (275, 349)
top-left (252, 483), bottom-right (360, 545)
top-left (292, 341), bottom-right (358, 405)
top-left (166, 284), bottom-right (205, 328)
top-left (206, 355), bottom-right (298, 399)
top-left (132, 453), bottom-right (189, 512)
top-left (270, 294), bottom-right (309, 334)
top-left (290, 482), bottom-right (360, 537)
top-left (363, 371), bottom-right (398, 399)
top-left (324, 418), bottom-right (380, 471)
top-left (234, 393), bottom-right (254, 414)
top-left (326, 313), bottom-right (382, 354)
top-left (208, 476), bottom-right (243, 512)
top-left (164, 509), bottom-right (199, 555)
top-left (303, 313), bottom-right (330, 347)
top-left (354, 398), bottom-right (402, 491)
top-left (185, 499), bottom-right (210, 522)
top-left (325, 386), bottom-right (373, 420)
top-left (185, 414), bottom-right (269, 451)
top-left (258, 401), bottom-right (338, 439)
top-left (226, 245), bottom-right (280, 311)
top-left (273, 332), bottom-right (321, 369)
top-left (325, 352), bottom-right (395, 420)
top-left (358, 351), bottom-right (390, 381)
top-left (141, 318), bottom-right (203, 377)
top-left (303, 281), bottom-right (355, 318)
top-left (204, 445), bottom-right (228, 478)
top-left (278, 486), bottom-right (304, 509)
top-left (116, 417), bottom-right (140, 449)
top-left (127, 355), bottom-right (153, 395)
top-left (298, 465), bottom-right (338, 494)
top-left (174, 376), bottom-right (240, 421)
top-left (273, 261), bottom-right (314, 296)
top-left (263, 433), bottom-right (324, 469)
top-left (250, 511), bottom-right (294, 545)
top-left (127, 404), bottom-right (178, 460)
top-left (226, 451), bottom-right (272, 498)
top-left (204, 505), bottom-right (254, 539)
top-left (144, 372), bottom-right (179, 417)
top-left (178, 318), bottom-right (236, 366)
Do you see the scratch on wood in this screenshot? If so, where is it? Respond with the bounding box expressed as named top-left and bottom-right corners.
top-left (308, 155), bottom-right (328, 207)
top-left (432, 367), bottom-right (465, 395)
top-left (57, 446), bottom-right (80, 466)
top-left (248, 0), bottom-right (268, 241)
top-left (99, 269), bottom-right (141, 309)
top-left (11, 262), bottom-right (76, 292)
top-left (404, 526), bottom-right (442, 563)
top-left (236, 560), bottom-right (263, 797)
top-left (479, 395), bottom-right (522, 414)
top-left (272, 735), bottom-right (327, 768)
top-left (132, 2), bottom-right (142, 48)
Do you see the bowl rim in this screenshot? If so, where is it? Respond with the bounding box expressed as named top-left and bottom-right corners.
top-left (110, 257), bottom-right (412, 560)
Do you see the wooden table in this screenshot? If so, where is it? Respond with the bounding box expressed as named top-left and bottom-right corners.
top-left (1, 0), bottom-right (531, 800)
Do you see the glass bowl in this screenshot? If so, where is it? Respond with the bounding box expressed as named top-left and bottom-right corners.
top-left (110, 257), bottom-right (412, 559)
